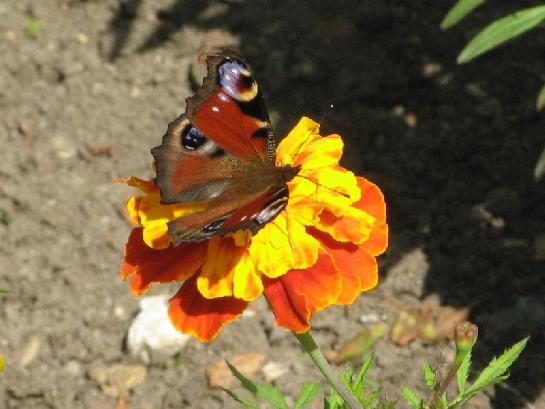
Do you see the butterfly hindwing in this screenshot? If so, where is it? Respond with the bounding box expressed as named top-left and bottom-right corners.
top-left (167, 185), bottom-right (289, 243)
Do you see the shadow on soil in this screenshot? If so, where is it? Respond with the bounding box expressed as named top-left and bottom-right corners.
top-left (109, 1), bottom-right (545, 407)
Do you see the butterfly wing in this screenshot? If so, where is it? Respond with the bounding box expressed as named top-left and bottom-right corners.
top-left (151, 51), bottom-right (294, 243)
top-left (152, 52), bottom-right (276, 204)
top-left (186, 51), bottom-right (276, 164)
top-left (167, 185), bottom-right (289, 243)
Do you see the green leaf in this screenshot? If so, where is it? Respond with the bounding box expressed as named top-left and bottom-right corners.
top-left (441, 0), bottom-right (486, 29)
top-left (294, 383), bottom-right (321, 409)
top-left (255, 384), bottom-right (290, 409)
top-left (401, 387), bottom-right (424, 409)
top-left (222, 388), bottom-right (260, 409)
top-left (468, 337), bottom-right (528, 392)
top-left (325, 386), bottom-right (344, 409)
top-left (423, 362), bottom-right (437, 389)
top-left (452, 337), bottom-right (529, 405)
top-left (353, 353), bottom-right (375, 393)
top-left (534, 145), bottom-right (545, 181)
top-left (226, 361), bottom-right (259, 394)
top-left (456, 349), bottom-right (472, 395)
top-left (458, 5), bottom-right (545, 63)
top-left (0, 207), bottom-right (11, 226)
top-left (536, 84), bottom-right (545, 112)
top-left (226, 361), bottom-right (289, 409)
top-left (26, 18), bottom-right (41, 38)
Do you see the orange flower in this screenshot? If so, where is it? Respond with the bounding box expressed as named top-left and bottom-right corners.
top-left (121, 117), bottom-right (388, 341)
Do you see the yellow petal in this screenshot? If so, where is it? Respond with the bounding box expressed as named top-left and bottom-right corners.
top-left (295, 135), bottom-right (344, 170)
top-left (276, 117), bottom-right (320, 166)
top-left (197, 237), bottom-right (245, 298)
top-left (142, 220), bottom-right (171, 249)
top-left (250, 212), bottom-right (320, 278)
top-left (126, 196), bottom-right (142, 224)
top-left (233, 254), bottom-right (263, 301)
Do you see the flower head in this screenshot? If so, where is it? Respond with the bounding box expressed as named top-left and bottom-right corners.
top-left (121, 117), bottom-right (388, 341)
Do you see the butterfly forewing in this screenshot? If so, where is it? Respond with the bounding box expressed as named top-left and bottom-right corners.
top-left (186, 53), bottom-right (276, 164)
top-left (151, 51), bottom-right (298, 243)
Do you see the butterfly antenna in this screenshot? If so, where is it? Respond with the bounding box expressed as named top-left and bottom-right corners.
top-left (318, 104), bottom-right (335, 127)
top-left (294, 173), bottom-right (350, 199)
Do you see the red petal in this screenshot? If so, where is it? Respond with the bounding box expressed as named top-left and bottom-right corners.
top-left (121, 228), bottom-right (207, 295)
top-left (280, 251), bottom-right (340, 313)
top-left (311, 228), bottom-right (378, 304)
top-left (169, 276), bottom-right (248, 341)
top-left (263, 276), bottom-right (310, 333)
top-left (121, 228), bottom-right (157, 279)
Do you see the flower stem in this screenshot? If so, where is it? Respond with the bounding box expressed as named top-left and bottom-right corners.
top-left (294, 331), bottom-right (361, 409)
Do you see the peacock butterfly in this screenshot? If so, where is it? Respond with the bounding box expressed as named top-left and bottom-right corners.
top-left (151, 51), bottom-right (300, 244)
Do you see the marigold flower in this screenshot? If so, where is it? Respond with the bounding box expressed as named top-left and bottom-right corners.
top-left (121, 117), bottom-right (388, 341)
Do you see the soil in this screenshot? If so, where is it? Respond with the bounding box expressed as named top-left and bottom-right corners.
top-left (1, 1), bottom-right (544, 408)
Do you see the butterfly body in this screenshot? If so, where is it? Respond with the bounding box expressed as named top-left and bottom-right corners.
top-left (152, 52), bottom-right (299, 244)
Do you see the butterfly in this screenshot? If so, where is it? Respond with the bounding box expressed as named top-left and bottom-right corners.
top-left (151, 51), bottom-right (300, 244)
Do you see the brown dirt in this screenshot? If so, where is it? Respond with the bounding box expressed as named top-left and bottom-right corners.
top-left (1, 1), bottom-right (544, 408)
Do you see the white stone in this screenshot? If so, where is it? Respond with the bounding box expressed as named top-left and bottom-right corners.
top-left (127, 295), bottom-right (190, 363)
top-left (261, 361), bottom-right (288, 382)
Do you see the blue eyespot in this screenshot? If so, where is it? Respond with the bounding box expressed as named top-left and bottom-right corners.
top-left (182, 126), bottom-right (206, 150)
top-left (218, 60), bottom-right (254, 101)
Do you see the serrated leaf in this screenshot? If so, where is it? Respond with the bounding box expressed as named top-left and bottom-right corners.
top-left (255, 384), bottom-right (290, 409)
top-left (452, 337), bottom-right (528, 405)
top-left (456, 348), bottom-right (472, 395)
top-left (222, 388), bottom-right (260, 409)
top-left (468, 337), bottom-right (528, 392)
top-left (441, 0), bottom-right (486, 29)
top-left (401, 387), bottom-right (424, 409)
top-left (536, 84), bottom-right (545, 112)
top-left (534, 145), bottom-right (545, 181)
top-left (294, 383), bottom-right (321, 409)
top-left (458, 5), bottom-right (545, 63)
top-left (423, 362), bottom-right (437, 388)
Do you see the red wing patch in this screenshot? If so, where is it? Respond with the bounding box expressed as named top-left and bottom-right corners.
top-left (193, 91), bottom-right (267, 161)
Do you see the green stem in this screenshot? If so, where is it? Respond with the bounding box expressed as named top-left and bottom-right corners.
top-left (294, 331), bottom-right (361, 409)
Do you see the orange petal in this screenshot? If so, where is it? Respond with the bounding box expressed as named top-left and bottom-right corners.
top-left (311, 228), bottom-right (378, 304)
top-left (197, 237), bottom-right (244, 299)
top-left (125, 176), bottom-right (158, 193)
top-left (169, 277), bottom-right (248, 342)
top-left (279, 250), bottom-right (341, 313)
top-left (354, 177), bottom-right (386, 223)
top-left (262, 276), bottom-right (310, 334)
top-left (362, 220), bottom-right (388, 256)
top-left (121, 228), bottom-right (207, 295)
top-left (317, 206), bottom-right (375, 245)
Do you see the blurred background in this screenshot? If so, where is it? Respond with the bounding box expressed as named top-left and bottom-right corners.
top-left (0, 0), bottom-right (544, 408)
